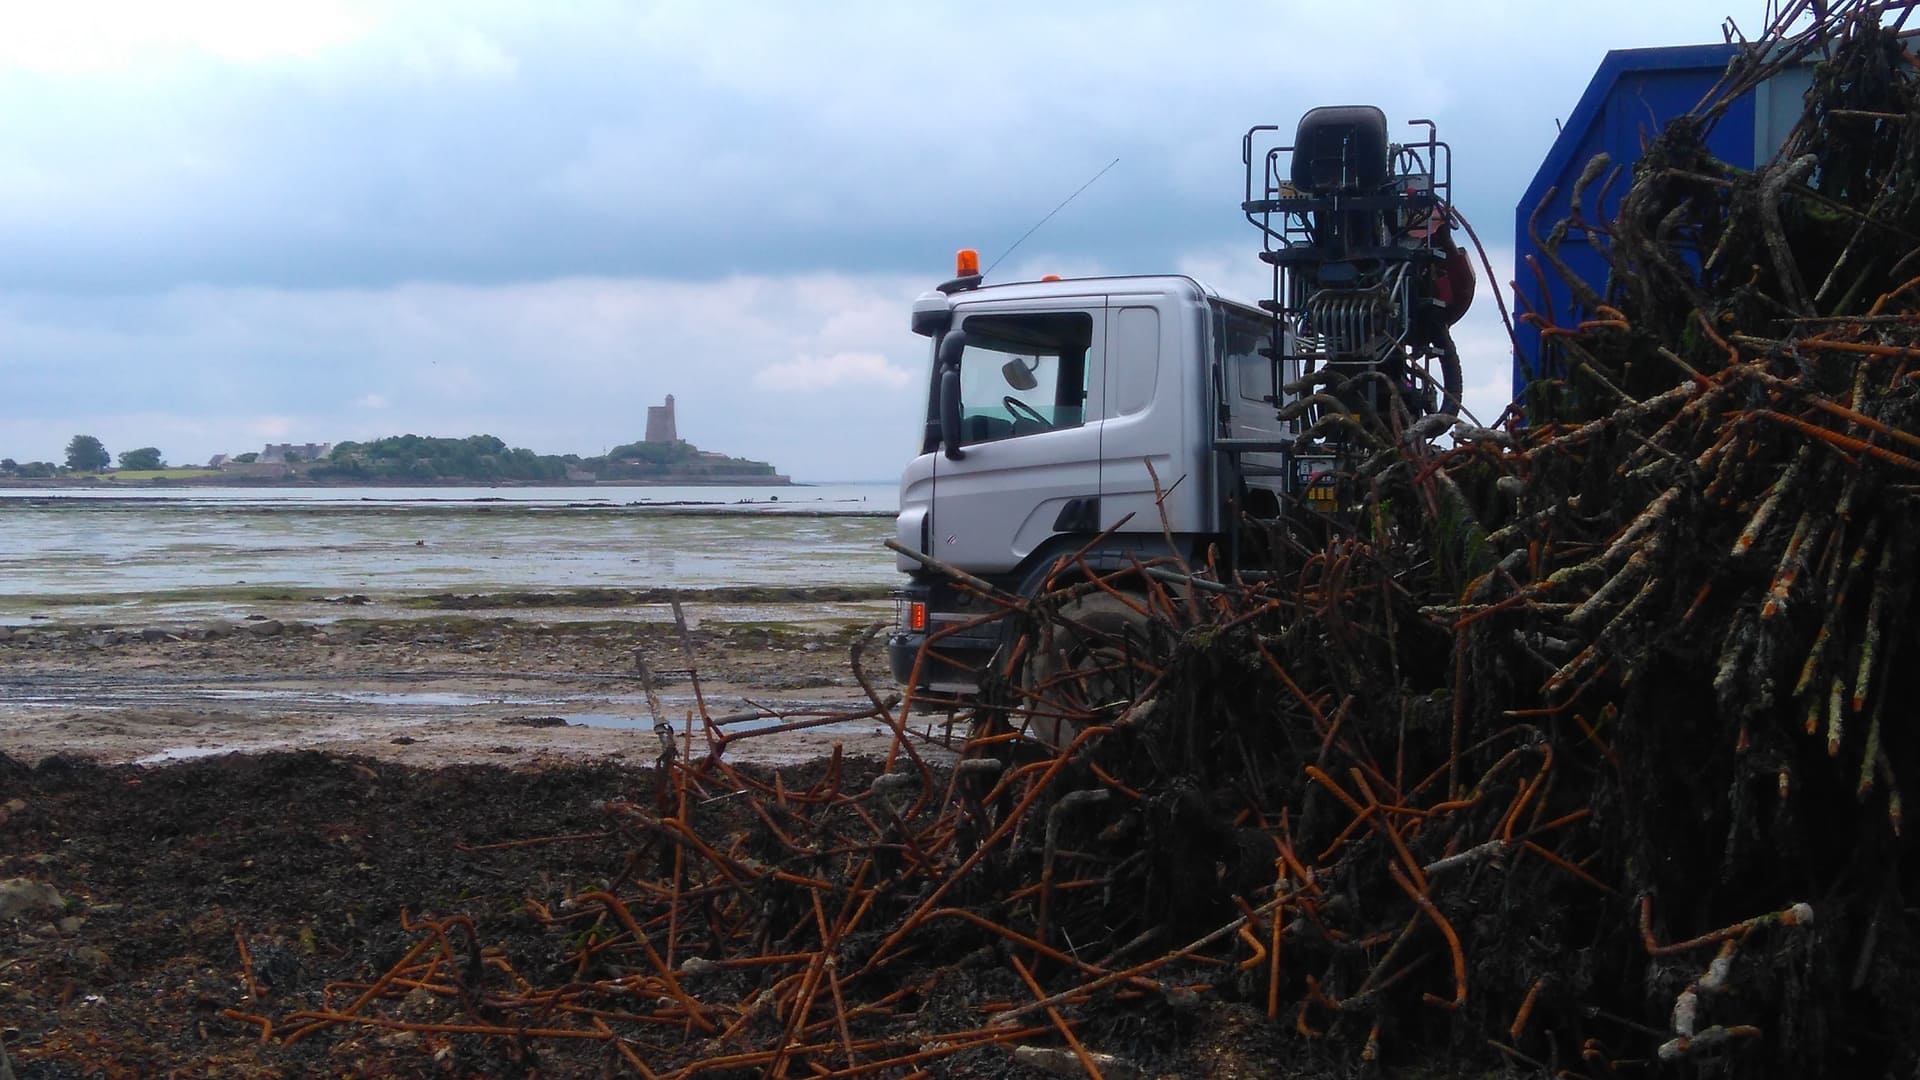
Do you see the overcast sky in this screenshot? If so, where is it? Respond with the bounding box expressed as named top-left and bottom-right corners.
top-left (0, 0), bottom-right (1761, 479)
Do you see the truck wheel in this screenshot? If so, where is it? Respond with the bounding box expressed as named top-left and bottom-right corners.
top-left (1019, 591), bottom-right (1157, 747)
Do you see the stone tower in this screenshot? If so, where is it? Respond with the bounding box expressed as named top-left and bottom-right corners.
top-left (644, 394), bottom-right (678, 443)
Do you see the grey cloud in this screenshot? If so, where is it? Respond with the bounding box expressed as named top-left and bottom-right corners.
top-left (0, 0), bottom-right (1745, 475)
top-left (0, 2), bottom-right (1735, 294)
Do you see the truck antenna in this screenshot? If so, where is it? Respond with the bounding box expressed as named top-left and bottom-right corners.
top-left (983, 157), bottom-right (1120, 277)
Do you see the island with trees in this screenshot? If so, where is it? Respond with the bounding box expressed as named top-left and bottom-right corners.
top-left (0, 431), bottom-right (790, 487)
top-left (311, 433), bottom-right (786, 484)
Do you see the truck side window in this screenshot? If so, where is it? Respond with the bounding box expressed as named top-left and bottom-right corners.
top-left (951, 312), bottom-right (1093, 447)
top-left (1109, 306), bottom-right (1160, 416)
top-left (1222, 309), bottom-right (1274, 407)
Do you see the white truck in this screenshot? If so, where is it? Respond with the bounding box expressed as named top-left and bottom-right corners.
top-left (886, 107), bottom-right (1470, 701)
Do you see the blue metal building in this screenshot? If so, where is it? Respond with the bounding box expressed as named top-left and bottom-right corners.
top-left (1511, 44), bottom-right (1813, 398)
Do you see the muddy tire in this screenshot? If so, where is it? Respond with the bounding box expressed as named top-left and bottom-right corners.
top-left (1019, 591), bottom-right (1157, 746)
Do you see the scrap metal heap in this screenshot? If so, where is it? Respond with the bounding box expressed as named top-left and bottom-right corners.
top-left (240, 4), bottom-right (1920, 1076)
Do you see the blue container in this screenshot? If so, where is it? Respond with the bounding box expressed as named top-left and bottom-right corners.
top-left (1511, 44), bottom-right (1812, 398)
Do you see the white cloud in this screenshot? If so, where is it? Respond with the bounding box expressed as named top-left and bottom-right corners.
top-left (753, 352), bottom-right (912, 393)
top-left (446, 31), bottom-right (518, 80)
top-left (0, 0), bottom-right (371, 73)
top-left (0, 272), bottom-right (931, 479)
top-left (1173, 246), bottom-right (1272, 306)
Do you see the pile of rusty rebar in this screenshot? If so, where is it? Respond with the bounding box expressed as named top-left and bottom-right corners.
top-left (236, 5), bottom-right (1920, 1076)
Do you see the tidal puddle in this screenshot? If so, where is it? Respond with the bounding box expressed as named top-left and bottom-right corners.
top-left (555, 711), bottom-right (882, 734)
top-left (326, 690), bottom-right (502, 708)
top-left (23, 679), bottom-right (879, 733)
top-left (135, 743), bottom-right (289, 765)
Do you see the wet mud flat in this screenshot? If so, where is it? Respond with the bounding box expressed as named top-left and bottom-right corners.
top-left (0, 588), bottom-right (913, 768)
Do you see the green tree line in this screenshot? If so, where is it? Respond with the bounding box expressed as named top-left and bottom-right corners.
top-left (2, 431), bottom-right (780, 483)
top-left (310, 434), bottom-right (569, 482)
top-left (0, 459), bottom-right (61, 478)
top-left (309, 433), bottom-right (777, 482)
top-left (0, 434), bottom-right (117, 477)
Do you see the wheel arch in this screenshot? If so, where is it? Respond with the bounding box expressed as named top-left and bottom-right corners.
top-left (1009, 531), bottom-right (1210, 602)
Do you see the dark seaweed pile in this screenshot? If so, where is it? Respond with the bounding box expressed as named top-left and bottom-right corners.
top-left (921, 4), bottom-right (1920, 1075)
top-left (996, 5), bottom-right (1920, 1075)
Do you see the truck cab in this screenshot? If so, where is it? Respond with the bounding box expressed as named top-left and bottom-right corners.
top-left (888, 108), bottom-right (1462, 700)
top-left (887, 268), bottom-right (1292, 697)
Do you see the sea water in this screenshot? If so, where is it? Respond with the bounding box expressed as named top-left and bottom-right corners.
top-left (0, 483), bottom-right (900, 623)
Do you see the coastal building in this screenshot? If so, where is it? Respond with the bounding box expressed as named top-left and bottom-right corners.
top-left (262, 442), bottom-right (333, 463)
top-left (644, 395), bottom-right (678, 444)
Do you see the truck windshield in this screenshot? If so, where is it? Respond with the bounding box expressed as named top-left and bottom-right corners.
top-left (948, 311), bottom-right (1092, 447)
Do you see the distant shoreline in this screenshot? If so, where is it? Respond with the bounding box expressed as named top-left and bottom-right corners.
top-left (0, 475), bottom-right (801, 489)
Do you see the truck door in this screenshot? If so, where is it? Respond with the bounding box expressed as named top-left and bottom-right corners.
top-left (930, 304), bottom-right (1106, 575)
top-left (1097, 303), bottom-right (1179, 534)
top-left (1098, 299), bottom-right (1224, 539)
top-left (1217, 303), bottom-right (1290, 514)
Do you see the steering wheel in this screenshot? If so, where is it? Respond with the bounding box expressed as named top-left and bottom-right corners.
top-left (1003, 396), bottom-right (1051, 430)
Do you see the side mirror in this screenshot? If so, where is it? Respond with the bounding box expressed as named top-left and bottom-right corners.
top-left (1001, 357), bottom-right (1039, 392)
top-left (940, 368), bottom-right (966, 460)
top-left (937, 331), bottom-right (969, 461)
